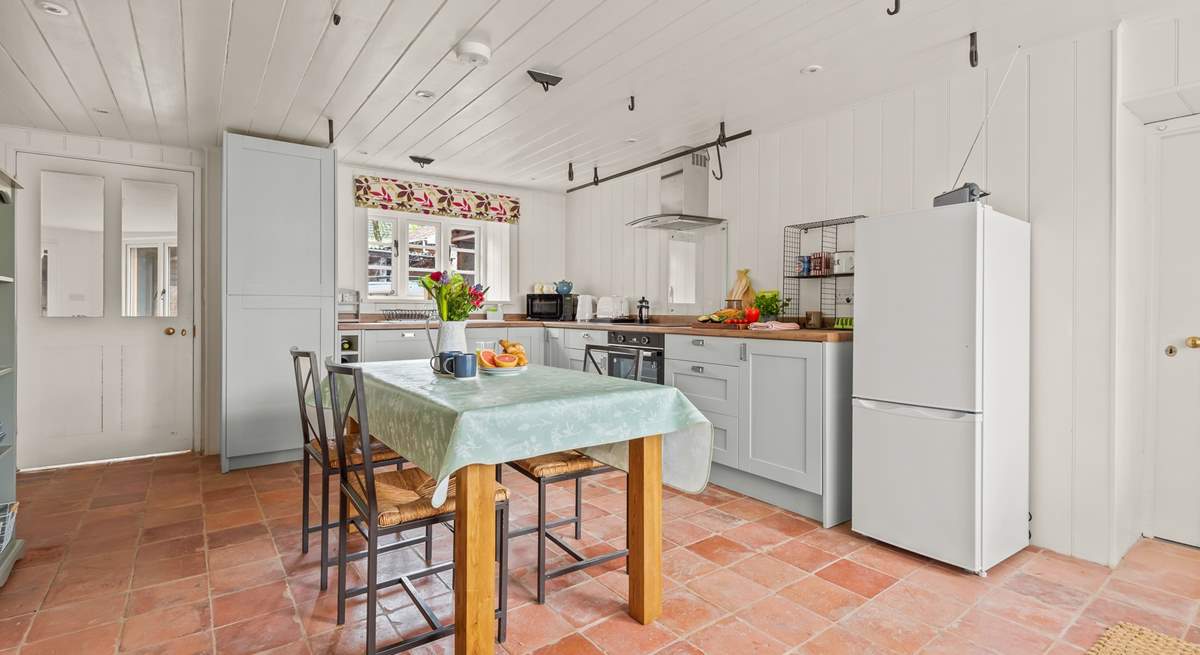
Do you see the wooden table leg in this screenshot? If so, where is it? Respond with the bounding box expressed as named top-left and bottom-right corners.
top-left (454, 464), bottom-right (496, 655)
top-left (627, 434), bottom-right (663, 624)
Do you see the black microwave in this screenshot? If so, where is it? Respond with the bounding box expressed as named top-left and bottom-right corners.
top-left (527, 294), bottom-right (577, 320)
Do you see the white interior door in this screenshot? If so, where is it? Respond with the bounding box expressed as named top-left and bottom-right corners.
top-left (15, 153), bottom-right (195, 468)
top-left (1149, 117), bottom-right (1200, 548)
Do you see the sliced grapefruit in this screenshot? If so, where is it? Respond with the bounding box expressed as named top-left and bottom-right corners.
top-left (494, 353), bottom-right (519, 368)
top-left (477, 349), bottom-right (498, 368)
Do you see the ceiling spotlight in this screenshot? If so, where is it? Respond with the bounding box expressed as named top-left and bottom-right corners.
top-left (409, 155), bottom-right (434, 168)
top-left (413, 89), bottom-right (436, 100)
top-left (38, 1), bottom-right (69, 16)
top-left (802, 64), bottom-right (823, 74)
top-left (527, 70), bottom-right (563, 92)
top-left (455, 41), bottom-right (491, 67)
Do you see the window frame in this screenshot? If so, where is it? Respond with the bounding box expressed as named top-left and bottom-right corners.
top-left (365, 210), bottom-right (490, 302)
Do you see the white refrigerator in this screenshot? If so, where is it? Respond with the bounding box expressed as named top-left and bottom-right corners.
top-left (851, 202), bottom-right (1030, 574)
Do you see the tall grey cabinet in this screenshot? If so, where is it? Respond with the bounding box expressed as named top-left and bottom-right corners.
top-left (221, 134), bottom-right (335, 472)
top-left (0, 167), bottom-right (24, 582)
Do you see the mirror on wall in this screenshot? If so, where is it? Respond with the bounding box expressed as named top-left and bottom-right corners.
top-left (40, 171), bottom-right (104, 317)
top-left (667, 235), bottom-right (698, 305)
top-left (121, 180), bottom-right (179, 317)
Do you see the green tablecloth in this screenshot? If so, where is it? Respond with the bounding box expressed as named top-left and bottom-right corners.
top-left (323, 360), bottom-right (712, 506)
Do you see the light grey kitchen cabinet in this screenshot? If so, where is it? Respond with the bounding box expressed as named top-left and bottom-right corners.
top-left (565, 329), bottom-right (608, 350)
top-left (221, 133), bottom-right (335, 472)
top-left (664, 359), bottom-right (740, 416)
top-left (738, 339), bottom-right (824, 494)
top-left (707, 411), bottom-right (740, 469)
top-left (465, 327), bottom-right (508, 348)
top-left (545, 328), bottom-right (568, 368)
top-left (224, 295), bottom-right (335, 459)
top-left (506, 327), bottom-right (544, 366)
top-left (363, 329), bottom-right (436, 362)
top-left (663, 333), bottom-right (851, 528)
top-left (665, 334), bottom-right (744, 366)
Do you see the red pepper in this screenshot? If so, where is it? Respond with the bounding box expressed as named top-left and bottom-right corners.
top-left (745, 307), bottom-right (761, 323)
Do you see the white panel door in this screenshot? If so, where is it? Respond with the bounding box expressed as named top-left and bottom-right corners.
top-left (852, 399), bottom-right (981, 571)
top-left (853, 204), bottom-right (983, 412)
top-left (16, 153), bottom-right (195, 468)
top-left (1150, 117), bottom-right (1200, 548)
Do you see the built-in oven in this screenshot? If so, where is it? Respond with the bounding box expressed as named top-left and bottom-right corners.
top-left (583, 331), bottom-right (664, 384)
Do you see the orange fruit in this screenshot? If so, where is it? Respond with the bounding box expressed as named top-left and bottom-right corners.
top-left (494, 353), bottom-right (519, 368)
top-left (477, 349), bottom-right (498, 368)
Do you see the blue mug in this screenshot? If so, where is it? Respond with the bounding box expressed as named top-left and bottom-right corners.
top-left (430, 350), bottom-right (461, 375)
top-left (447, 352), bottom-right (477, 379)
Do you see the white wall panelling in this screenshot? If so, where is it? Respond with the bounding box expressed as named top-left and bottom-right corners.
top-left (565, 28), bottom-right (1125, 564)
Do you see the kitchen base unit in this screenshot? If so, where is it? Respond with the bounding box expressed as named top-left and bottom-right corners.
top-left (666, 335), bottom-right (852, 529)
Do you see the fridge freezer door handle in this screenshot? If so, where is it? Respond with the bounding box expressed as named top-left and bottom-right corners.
top-left (852, 398), bottom-right (980, 422)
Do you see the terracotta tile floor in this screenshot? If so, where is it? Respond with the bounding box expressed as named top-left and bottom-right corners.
top-left (2, 453), bottom-right (1199, 654)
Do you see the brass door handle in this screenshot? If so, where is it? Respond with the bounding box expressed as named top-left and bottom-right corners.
top-left (164, 327), bottom-right (175, 336)
top-left (1187, 336), bottom-right (1200, 349)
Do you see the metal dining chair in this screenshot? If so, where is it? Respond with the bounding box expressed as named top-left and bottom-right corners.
top-left (495, 343), bottom-right (636, 604)
top-left (289, 348), bottom-right (409, 592)
top-left (327, 360), bottom-right (510, 654)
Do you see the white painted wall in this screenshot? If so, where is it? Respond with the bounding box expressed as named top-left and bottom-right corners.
top-left (566, 28), bottom-right (1126, 564)
top-left (1112, 22), bottom-right (1150, 566)
top-left (335, 164), bottom-right (565, 315)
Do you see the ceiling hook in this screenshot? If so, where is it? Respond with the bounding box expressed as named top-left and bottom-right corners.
top-left (628, 95), bottom-right (635, 111)
top-left (712, 121), bottom-right (727, 181)
top-left (969, 32), bottom-right (979, 68)
top-left (886, 0), bottom-right (899, 15)
top-left (593, 166), bottom-right (600, 186)
top-left (568, 162), bottom-right (574, 182)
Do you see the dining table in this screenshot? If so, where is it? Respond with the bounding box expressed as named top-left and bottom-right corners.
top-left (333, 359), bottom-right (713, 655)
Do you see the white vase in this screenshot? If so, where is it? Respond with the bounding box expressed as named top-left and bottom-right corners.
top-left (429, 319), bottom-right (468, 355)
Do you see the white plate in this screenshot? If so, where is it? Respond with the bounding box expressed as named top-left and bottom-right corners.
top-left (480, 365), bottom-right (527, 376)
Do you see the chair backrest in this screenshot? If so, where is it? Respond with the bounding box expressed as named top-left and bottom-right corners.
top-left (326, 361), bottom-right (378, 515)
top-left (583, 343), bottom-right (642, 380)
top-left (289, 347), bottom-right (330, 462)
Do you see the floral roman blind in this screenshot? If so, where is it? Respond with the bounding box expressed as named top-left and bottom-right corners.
top-left (353, 175), bottom-right (520, 224)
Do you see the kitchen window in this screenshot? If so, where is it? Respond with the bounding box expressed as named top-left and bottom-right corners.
top-left (367, 211), bottom-right (510, 301)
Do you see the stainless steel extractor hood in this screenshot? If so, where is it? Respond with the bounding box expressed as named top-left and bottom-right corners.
top-left (626, 148), bottom-right (726, 231)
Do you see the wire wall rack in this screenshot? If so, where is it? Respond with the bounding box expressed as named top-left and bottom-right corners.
top-left (782, 216), bottom-right (862, 326)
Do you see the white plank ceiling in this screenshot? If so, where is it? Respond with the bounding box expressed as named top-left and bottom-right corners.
top-left (0, 0), bottom-right (1182, 190)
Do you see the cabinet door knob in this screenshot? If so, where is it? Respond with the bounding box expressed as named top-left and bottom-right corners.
top-left (163, 327), bottom-right (175, 336)
top-left (692, 339), bottom-right (704, 346)
top-left (691, 365), bottom-right (704, 374)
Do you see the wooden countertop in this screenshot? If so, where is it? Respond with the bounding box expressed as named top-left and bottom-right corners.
top-left (337, 318), bottom-right (852, 342)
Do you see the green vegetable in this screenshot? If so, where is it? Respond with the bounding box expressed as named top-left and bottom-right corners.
top-left (753, 290), bottom-right (790, 317)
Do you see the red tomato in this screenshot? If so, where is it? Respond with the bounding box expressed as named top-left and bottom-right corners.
top-left (745, 307), bottom-right (761, 323)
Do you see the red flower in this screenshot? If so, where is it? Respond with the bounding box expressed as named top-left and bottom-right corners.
top-left (430, 271), bottom-right (442, 283)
